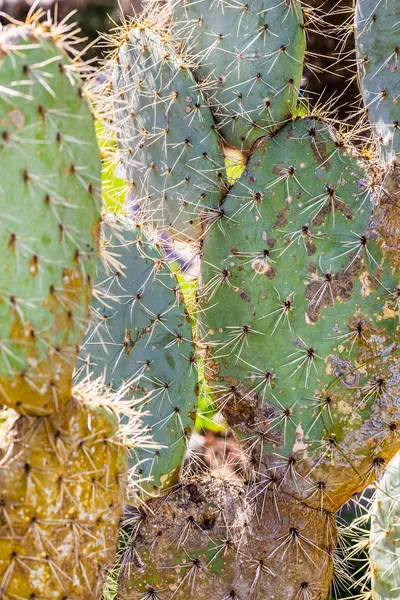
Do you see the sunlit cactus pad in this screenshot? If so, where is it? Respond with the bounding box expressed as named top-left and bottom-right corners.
top-left (355, 0), bottom-right (400, 163)
top-left (78, 216), bottom-right (198, 497)
top-left (0, 22), bottom-right (102, 415)
top-left (198, 117), bottom-right (400, 511)
top-left (0, 391), bottom-right (127, 599)
top-left (112, 25), bottom-right (226, 241)
top-left (169, 0), bottom-right (305, 153)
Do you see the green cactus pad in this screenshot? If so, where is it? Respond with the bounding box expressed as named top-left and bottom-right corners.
top-left (0, 22), bottom-right (102, 415)
top-left (112, 25), bottom-right (226, 242)
top-left (370, 452), bottom-right (400, 599)
top-left (0, 392), bottom-right (127, 599)
top-left (78, 216), bottom-right (198, 498)
top-left (198, 117), bottom-right (400, 512)
top-left (169, 0), bottom-right (305, 153)
top-left (355, 0), bottom-right (400, 163)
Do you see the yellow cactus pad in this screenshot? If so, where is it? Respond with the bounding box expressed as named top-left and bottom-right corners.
top-left (0, 391), bottom-right (128, 598)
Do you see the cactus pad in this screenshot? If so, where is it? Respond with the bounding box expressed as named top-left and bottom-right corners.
top-left (169, 0), bottom-right (305, 153)
top-left (78, 217), bottom-right (198, 497)
top-left (198, 117), bottom-right (400, 511)
top-left (0, 21), bottom-right (102, 415)
top-left (370, 452), bottom-right (400, 599)
top-left (118, 477), bottom-right (335, 600)
top-left (0, 391), bottom-right (127, 599)
top-left (355, 0), bottom-right (400, 163)
top-left (112, 25), bottom-right (226, 241)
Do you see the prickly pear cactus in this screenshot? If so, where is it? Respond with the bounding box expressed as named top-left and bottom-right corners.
top-left (370, 452), bottom-right (400, 599)
top-left (0, 386), bottom-right (128, 599)
top-left (199, 117), bottom-right (400, 511)
top-left (114, 122), bottom-right (400, 600)
top-left (169, 0), bottom-right (306, 153)
top-left (0, 19), bottom-right (101, 415)
top-left (355, 0), bottom-right (400, 163)
top-left (112, 23), bottom-right (227, 241)
top-left (104, 1), bottom-right (400, 598)
top-left (78, 216), bottom-right (198, 498)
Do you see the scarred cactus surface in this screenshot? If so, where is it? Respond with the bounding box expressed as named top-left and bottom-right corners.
top-left (199, 116), bottom-right (400, 512)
